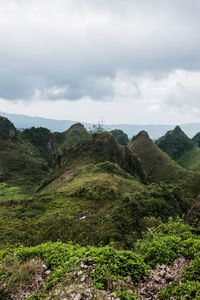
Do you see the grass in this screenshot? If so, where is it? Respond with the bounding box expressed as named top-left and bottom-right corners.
top-left (0, 133), bottom-right (53, 192)
top-left (0, 183), bottom-right (24, 203)
top-left (129, 131), bottom-right (188, 182)
top-left (177, 146), bottom-right (200, 171)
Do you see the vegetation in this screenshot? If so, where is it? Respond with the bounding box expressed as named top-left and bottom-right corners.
top-left (22, 127), bottom-right (57, 157)
top-left (1, 219), bottom-right (200, 299)
top-left (111, 129), bottom-right (129, 146)
top-left (54, 123), bottom-right (89, 151)
top-left (129, 131), bottom-right (188, 182)
top-left (155, 126), bottom-right (200, 172)
top-left (192, 132), bottom-right (200, 147)
top-left (1, 116), bottom-right (200, 298)
top-left (156, 126), bottom-right (195, 161)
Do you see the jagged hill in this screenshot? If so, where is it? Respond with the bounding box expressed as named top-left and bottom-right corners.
top-left (0, 116), bottom-right (57, 191)
top-left (54, 123), bottom-right (89, 152)
top-left (156, 126), bottom-right (195, 160)
top-left (21, 127), bottom-right (58, 159)
top-left (129, 130), bottom-right (187, 182)
top-left (0, 120), bottom-right (197, 254)
top-left (52, 131), bottom-right (145, 183)
top-left (156, 126), bottom-right (200, 171)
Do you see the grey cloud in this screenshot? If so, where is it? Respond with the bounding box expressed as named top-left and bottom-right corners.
top-left (0, 0), bottom-right (200, 101)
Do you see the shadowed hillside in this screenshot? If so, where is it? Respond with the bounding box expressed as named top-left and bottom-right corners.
top-left (0, 117), bottom-right (57, 191)
top-left (156, 126), bottom-right (200, 171)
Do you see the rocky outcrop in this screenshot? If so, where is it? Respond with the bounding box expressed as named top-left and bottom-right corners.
top-left (47, 136), bottom-right (58, 155)
top-left (186, 194), bottom-right (200, 229)
top-left (136, 256), bottom-right (190, 300)
top-left (22, 127), bottom-right (58, 155)
top-left (1, 259), bottom-right (51, 300)
top-left (47, 258), bottom-right (131, 300)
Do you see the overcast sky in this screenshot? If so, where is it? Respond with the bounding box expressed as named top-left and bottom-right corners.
top-left (0, 0), bottom-right (200, 124)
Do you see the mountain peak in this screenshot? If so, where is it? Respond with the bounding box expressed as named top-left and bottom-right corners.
top-left (67, 123), bottom-right (86, 132)
top-left (132, 130), bottom-right (150, 142)
top-left (172, 125), bottom-right (188, 137)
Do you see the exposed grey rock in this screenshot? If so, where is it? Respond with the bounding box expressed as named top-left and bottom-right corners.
top-left (136, 256), bottom-right (190, 300)
top-left (186, 194), bottom-right (200, 229)
top-left (47, 136), bottom-right (58, 154)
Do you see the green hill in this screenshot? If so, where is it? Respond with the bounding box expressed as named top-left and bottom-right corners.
top-left (0, 124), bottom-right (194, 249)
top-left (1, 117), bottom-right (200, 298)
top-left (53, 123), bottom-right (89, 152)
top-left (110, 129), bottom-right (129, 145)
top-left (0, 117), bottom-right (57, 192)
top-left (54, 131), bottom-right (145, 180)
top-left (156, 126), bottom-right (194, 160)
top-left (129, 130), bottom-right (200, 196)
top-left (129, 130), bottom-right (187, 182)
top-left (156, 126), bottom-right (200, 171)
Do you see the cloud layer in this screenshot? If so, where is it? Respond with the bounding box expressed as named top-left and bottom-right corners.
top-left (0, 0), bottom-right (200, 123)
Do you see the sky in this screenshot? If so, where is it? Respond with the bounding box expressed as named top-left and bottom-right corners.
top-left (0, 0), bottom-right (200, 124)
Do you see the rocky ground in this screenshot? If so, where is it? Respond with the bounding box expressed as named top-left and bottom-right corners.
top-left (9, 259), bottom-right (51, 300)
top-left (136, 256), bottom-right (190, 299)
top-left (1, 256), bottom-right (190, 299)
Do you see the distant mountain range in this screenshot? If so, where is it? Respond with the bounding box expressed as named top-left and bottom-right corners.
top-left (0, 111), bottom-right (200, 139)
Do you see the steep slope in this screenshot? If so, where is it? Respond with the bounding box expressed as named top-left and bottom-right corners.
top-left (156, 126), bottom-right (200, 171)
top-left (129, 130), bottom-right (187, 182)
top-left (0, 117), bottom-right (57, 191)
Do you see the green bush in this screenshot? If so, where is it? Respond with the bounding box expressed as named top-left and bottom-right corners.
top-left (116, 290), bottom-right (139, 300)
top-left (159, 281), bottom-right (200, 300)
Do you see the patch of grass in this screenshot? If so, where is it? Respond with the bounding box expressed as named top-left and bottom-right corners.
top-left (178, 146), bottom-right (200, 171)
top-left (129, 131), bottom-right (187, 183)
top-left (0, 183), bottom-right (24, 203)
top-left (0, 256), bottom-right (38, 298)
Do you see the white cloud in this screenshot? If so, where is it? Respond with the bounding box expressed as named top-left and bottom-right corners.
top-left (1, 69), bottom-right (200, 124)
